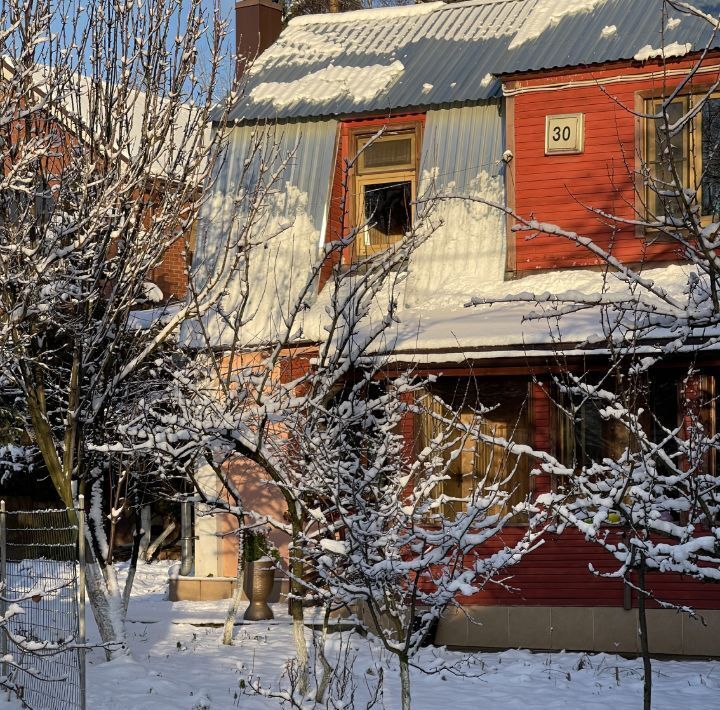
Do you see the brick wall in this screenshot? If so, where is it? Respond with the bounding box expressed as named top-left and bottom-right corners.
top-left (150, 234), bottom-right (190, 301)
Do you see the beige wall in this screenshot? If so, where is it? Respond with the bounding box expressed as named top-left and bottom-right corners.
top-left (190, 458), bottom-right (290, 591)
top-left (194, 464), bottom-right (224, 577)
top-left (435, 605), bottom-right (720, 657)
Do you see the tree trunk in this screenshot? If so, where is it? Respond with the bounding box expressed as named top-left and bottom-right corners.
top-left (85, 559), bottom-right (127, 659)
top-left (314, 605), bottom-right (333, 704)
top-left (139, 505), bottom-right (152, 561)
top-left (399, 654), bottom-right (411, 710)
top-left (637, 553), bottom-right (652, 710)
top-left (289, 526), bottom-right (308, 696)
top-left (222, 523), bottom-right (244, 645)
top-left (122, 516), bottom-right (143, 616)
top-left (145, 520), bottom-right (176, 562)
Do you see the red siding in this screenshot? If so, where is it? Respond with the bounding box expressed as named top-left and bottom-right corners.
top-left (531, 382), bottom-right (552, 495)
top-left (318, 128), bottom-right (347, 291)
top-left (461, 528), bottom-right (720, 609)
top-left (403, 377), bottom-right (720, 610)
top-left (509, 56), bottom-right (720, 272)
top-left (318, 112), bottom-right (426, 291)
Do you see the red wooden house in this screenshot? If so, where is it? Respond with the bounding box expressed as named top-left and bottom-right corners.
top-left (183, 0), bottom-right (720, 655)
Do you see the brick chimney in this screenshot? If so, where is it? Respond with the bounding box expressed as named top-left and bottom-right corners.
top-left (236, 0), bottom-right (283, 78)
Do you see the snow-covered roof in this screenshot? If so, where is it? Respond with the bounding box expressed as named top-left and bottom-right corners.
top-left (61, 78), bottom-right (208, 179)
top-left (1, 58), bottom-right (209, 180)
top-left (499, 0), bottom-right (720, 76)
top-left (288, 253), bottom-right (700, 364)
top-left (227, 0), bottom-right (720, 123)
top-left (227, 0), bottom-right (528, 122)
top-left (371, 264), bottom-right (699, 364)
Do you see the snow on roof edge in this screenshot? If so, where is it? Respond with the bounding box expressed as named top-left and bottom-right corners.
top-left (288, 1), bottom-right (445, 27)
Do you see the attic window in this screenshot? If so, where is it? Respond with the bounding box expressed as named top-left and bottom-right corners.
top-left (352, 125), bottom-right (420, 259)
top-left (358, 134), bottom-right (415, 172)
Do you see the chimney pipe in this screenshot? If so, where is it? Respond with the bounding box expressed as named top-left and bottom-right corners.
top-left (236, 0), bottom-right (283, 79)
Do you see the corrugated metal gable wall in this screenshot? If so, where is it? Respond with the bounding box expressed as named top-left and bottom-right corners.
top-left (184, 119), bottom-right (337, 347)
top-left (420, 101), bottom-right (504, 191)
top-left (188, 104), bottom-right (509, 346)
top-left (406, 102), bottom-right (507, 307)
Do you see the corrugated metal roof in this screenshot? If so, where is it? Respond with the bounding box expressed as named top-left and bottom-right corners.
top-left (226, 0), bottom-right (720, 124)
top-left (227, 0), bottom-right (534, 123)
top-left (500, 0), bottom-right (720, 76)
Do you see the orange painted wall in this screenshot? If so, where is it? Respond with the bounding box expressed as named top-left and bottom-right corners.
top-left (221, 459), bottom-right (291, 577)
top-left (214, 347), bottom-right (316, 575)
top-left (508, 55), bottom-right (720, 272)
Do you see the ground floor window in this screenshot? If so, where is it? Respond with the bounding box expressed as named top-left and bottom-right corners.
top-left (555, 370), bottom-right (717, 475)
top-left (418, 378), bottom-right (531, 521)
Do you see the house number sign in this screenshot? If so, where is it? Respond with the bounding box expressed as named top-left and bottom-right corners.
top-left (545, 113), bottom-right (585, 155)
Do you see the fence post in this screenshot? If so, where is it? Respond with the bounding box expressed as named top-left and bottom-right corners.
top-left (77, 495), bottom-right (86, 710)
top-left (0, 500), bottom-right (6, 680)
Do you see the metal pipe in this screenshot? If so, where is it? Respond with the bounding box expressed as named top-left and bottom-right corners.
top-left (77, 495), bottom-right (87, 710)
top-left (179, 501), bottom-right (194, 577)
top-left (1, 500), bottom-right (7, 681)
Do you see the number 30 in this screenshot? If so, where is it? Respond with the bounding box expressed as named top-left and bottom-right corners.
top-left (553, 126), bottom-right (571, 141)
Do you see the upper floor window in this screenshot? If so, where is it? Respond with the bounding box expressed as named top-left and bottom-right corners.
top-left (351, 123), bottom-right (421, 259)
top-left (644, 95), bottom-right (720, 223)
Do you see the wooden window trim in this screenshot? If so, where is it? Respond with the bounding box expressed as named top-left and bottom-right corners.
top-left (356, 132), bottom-right (417, 175)
top-left (636, 84), bottom-right (720, 238)
top-left (353, 170), bottom-right (416, 259)
top-left (346, 120), bottom-right (423, 262)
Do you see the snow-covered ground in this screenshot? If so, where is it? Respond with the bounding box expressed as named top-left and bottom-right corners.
top-left (68, 563), bottom-right (720, 708)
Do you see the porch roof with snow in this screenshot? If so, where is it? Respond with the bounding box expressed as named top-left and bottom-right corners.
top-left (226, 0), bottom-right (720, 125)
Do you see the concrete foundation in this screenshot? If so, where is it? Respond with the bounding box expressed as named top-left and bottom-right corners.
top-left (168, 574), bottom-right (288, 603)
top-left (435, 605), bottom-right (720, 657)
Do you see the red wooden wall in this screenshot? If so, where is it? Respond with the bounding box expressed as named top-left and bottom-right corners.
top-left (403, 379), bottom-right (720, 609)
top-left (507, 55), bottom-right (720, 272)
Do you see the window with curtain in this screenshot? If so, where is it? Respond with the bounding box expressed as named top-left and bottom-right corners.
top-left (418, 378), bottom-right (532, 522)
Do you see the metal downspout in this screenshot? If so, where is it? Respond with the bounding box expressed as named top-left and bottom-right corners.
top-left (179, 501), bottom-right (194, 576)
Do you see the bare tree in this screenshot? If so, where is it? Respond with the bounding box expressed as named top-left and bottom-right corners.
top-left (116, 174), bottom-right (441, 684)
top-left (0, 0), bottom-right (255, 652)
top-left (111, 125), bottom-right (550, 710)
top-left (286, 368), bottom-right (545, 710)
